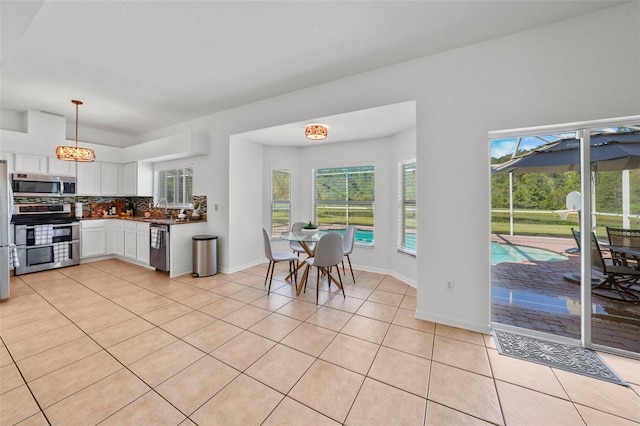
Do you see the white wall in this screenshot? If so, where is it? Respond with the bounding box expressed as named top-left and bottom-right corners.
top-left (4, 4), bottom-right (637, 335)
top-left (228, 137), bottom-right (264, 270)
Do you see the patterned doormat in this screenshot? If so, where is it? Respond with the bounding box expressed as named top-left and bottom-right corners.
top-left (492, 329), bottom-right (627, 386)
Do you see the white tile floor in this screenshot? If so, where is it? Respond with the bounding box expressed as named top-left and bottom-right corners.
top-left (1, 259), bottom-right (639, 425)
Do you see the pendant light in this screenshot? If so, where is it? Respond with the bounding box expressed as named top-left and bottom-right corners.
top-left (56, 100), bottom-right (95, 162)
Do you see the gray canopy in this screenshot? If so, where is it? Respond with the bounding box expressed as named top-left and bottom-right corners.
top-left (493, 133), bottom-right (640, 174)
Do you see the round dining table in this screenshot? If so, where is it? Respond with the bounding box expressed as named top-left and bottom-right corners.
top-left (279, 230), bottom-right (326, 296)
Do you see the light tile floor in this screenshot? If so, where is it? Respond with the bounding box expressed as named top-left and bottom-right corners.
top-left (1, 259), bottom-right (639, 425)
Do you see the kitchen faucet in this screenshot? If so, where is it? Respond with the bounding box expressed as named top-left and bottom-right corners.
top-left (156, 198), bottom-right (169, 217)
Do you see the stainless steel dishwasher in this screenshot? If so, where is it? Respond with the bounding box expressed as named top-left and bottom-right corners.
top-left (149, 224), bottom-right (170, 272)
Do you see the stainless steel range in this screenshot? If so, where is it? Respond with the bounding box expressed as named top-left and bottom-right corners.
top-left (12, 204), bottom-right (80, 275)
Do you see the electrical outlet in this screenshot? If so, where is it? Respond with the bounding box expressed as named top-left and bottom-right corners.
top-left (446, 279), bottom-right (455, 292)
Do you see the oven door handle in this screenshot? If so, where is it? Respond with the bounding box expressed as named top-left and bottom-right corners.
top-left (15, 223), bottom-right (78, 230)
top-left (16, 240), bottom-right (79, 249)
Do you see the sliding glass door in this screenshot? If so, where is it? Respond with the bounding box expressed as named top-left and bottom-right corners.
top-left (490, 117), bottom-right (640, 357)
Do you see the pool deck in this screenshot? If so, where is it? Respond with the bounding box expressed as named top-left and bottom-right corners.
top-left (492, 234), bottom-right (640, 354)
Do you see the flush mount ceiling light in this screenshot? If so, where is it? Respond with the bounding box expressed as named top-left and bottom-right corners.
top-left (56, 100), bottom-right (95, 162)
top-left (305, 124), bottom-right (328, 140)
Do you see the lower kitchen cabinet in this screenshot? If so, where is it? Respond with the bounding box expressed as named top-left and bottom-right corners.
top-left (82, 218), bottom-right (205, 272)
top-left (107, 220), bottom-right (125, 256)
top-left (81, 220), bottom-right (106, 258)
top-left (136, 222), bottom-right (150, 265)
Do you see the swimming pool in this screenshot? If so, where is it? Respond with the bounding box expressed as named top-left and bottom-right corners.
top-left (330, 231), bottom-right (564, 265)
top-left (491, 242), bottom-right (567, 265)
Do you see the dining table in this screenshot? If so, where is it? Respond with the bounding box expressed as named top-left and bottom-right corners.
top-left (279, 230), bottom-right (341, 296)
top-left (602, 244), bottom-right (640, 268)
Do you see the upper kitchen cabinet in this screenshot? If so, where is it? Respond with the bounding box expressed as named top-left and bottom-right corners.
top-left (76, 161), bottom-right (119, 196)
top-left (76, 162), bottom-right (100, 195)
top-left (13, 153), bottom-right (75, 176)
top-left (14, 154), bottom-right (47, 174)
top-left (100, 162), bottom-right (119, 196)
top-left (48, 156), bottom-right (76, 176)
top-left (120, 161), bottom-right (152, 196)
top-left (0, 153), bottom-right (14, 174)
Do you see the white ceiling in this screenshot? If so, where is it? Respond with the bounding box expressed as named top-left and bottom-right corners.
top-left (0, 1), bottom-right (626, 148)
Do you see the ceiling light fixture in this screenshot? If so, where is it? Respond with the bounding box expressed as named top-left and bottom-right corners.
top-left (305, 124), bottom-right (328, 140)
top-left (56, 100), bottom-right (95, 162)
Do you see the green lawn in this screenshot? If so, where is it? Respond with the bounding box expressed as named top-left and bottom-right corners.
top-left (491, 210), bottom-right (640, 237)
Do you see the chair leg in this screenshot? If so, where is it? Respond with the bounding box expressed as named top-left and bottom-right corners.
top-left (264, 261), bottom-right (273, 288)
top-left (267, 261), bottom-right (277, 295)
top-left (346, 255), bottom-right (355, 283)
top-left (336, 265), bottom-right (345, 299)
top-left (290, 260), bottom-right (298, 287)
top-left (316, 267), bottom-right (321, 304)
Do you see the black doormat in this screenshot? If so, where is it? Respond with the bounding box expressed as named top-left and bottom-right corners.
top-left (492, 329), bottom-right (627, 386)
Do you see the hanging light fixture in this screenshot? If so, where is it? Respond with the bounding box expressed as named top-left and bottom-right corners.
top-left (305, 124), bottom-right (328, 140)
top-left (56, 100), bottom-right (95, 162)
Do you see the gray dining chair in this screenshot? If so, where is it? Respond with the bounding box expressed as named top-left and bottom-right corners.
top-left (263, 229), bottom-right (298, 295)
top-left (305, 232), bottom-right (345, 304)
top-left (290, 221), bottom-right (315, 258)
top-left (342, 224), bottom-right (356, 283)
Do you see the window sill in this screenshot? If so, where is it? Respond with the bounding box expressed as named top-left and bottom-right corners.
top-left (397, 248), bottom-right (416, 258)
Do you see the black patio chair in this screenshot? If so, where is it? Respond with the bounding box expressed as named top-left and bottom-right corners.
top-left (606, 227), bottom-right (640, 268)
top-left (589, 231), bottom-right (640, 301)
top-left (570, 228), bottom-right (640, 301)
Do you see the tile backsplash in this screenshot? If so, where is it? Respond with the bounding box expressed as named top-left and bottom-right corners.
top-left (13, 195), bottom-right (207, 218)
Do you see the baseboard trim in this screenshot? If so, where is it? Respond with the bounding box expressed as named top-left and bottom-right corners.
top-left (415, 309), bottom-right (491, 335)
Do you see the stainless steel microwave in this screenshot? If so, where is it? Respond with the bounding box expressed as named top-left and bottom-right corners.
top-left (11, 173), bottom-right (76, 197)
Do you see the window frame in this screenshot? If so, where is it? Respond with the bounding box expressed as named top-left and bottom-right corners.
top-left (398, 159), bottom-right (417, 256)
top-left (313, 164), bottom-right (375, 247)
top-left (270, 168), bottom-right (291, 237)
top-left (154, 166), bottom-right (193, 208)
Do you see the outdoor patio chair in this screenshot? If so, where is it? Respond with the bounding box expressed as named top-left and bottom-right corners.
top-left (587, 230), bottom-right (640, 301)
top-left (606, 227), bottom-right (640, 268)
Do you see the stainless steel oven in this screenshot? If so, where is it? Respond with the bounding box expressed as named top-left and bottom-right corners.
top-left (12, 204), bottom-right (80, 275)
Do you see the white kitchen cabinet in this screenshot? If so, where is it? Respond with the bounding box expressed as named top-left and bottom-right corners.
top-left (121, 161), bottom-right (153, 196)
top-left (100, 162), bottom-right (119, 195)
top-left (0, 153), bottom-right (14, 174)
top-left (136, 222), bottom-right (150, 265)
top-left (15, 154), bottom-right (47, 174)
top-left (124, 221), bottom-right (137, 260)
top-left (76, 161), bottom-right (100, 195)
top-left (81, 220), bottom-right (106, 258)
top-left (106, 220), bottom-right (124, 256)
top-left (48, 157), bottom-right (76, 176)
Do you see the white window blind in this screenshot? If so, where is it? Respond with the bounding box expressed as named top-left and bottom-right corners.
top-left (271, 169), bottom-right (291, 236)
top-left (399, 160), bottom-right (416, 254)
top-left (155, 167), bottom-right (193, 207)
top-left (314, 165), bottom-right (374, 245)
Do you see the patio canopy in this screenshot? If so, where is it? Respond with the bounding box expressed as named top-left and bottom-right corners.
top-left (493, 132), bottom-right (640, 174)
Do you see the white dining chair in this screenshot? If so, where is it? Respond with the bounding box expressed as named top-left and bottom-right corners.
top-left (290, 221), bottom-right (315, 258)
top-left (263, 229), bottom-right (298, 295)
top-left (342, 224), bottom-right (356, 283)
top-left (305, 232), bottom-right (345, 304)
